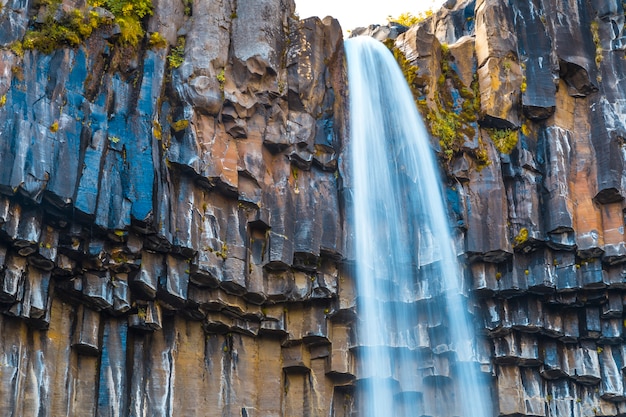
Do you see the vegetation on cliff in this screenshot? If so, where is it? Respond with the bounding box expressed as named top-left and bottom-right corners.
top-left (385, 37), bottom-right (489, 169)
top-left (386, 11), bottom-right (432, 27)
top-left (16, 0), bottom-right (153, 53)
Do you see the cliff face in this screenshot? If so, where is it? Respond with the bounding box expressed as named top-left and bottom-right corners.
top-left (0, 0), bottom-right (351, 415)
top-left (383, 0), bottom-right (626, 415)
top-left (2, 0), bottom-right (626, 416)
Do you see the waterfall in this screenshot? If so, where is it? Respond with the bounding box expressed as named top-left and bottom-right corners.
top-left (345, 36), bottom-right (492, 417)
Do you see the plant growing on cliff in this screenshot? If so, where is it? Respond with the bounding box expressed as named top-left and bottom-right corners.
top-left (489, 128), bottom-right (518, 154)
top-left (95, 0), bottom-right (152, 19)
top-left (514, 227), bottom-right (529, 246)
top-left (20, 0), bottom-right (153, 53)
top-left (216, 69), bottom-right (226, 91)
top-left (148, 31), bottom-right (167, 48)
top-left (183, 0), bottom-right (192, 16)
top-left (384, 28), bottom-right (492, 169)
top-left (386, 10), bottom-right (432, 27)
top-left (167, 36), bottom-right (186, 68)
top-left (22, 3), bottom-right (109, 53)
top-left (383, 39), bottom-right (419, 93)
top-left (428, 109), bottom-right (460, 160)
top-left (91, 0), bottom-right (153, 45)
top-left (171, 119), bottom-right (189, 132)
top-left (591, 20), bottom-right (603, 66)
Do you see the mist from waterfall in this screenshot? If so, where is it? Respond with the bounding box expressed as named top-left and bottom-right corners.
top-left (345, 36), bottom-right (491, 417)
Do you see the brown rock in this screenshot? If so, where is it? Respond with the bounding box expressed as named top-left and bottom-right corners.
top-left (474, 0), bottom-right (517, 67)
top-left (477, 56), bottom-right (522, 128)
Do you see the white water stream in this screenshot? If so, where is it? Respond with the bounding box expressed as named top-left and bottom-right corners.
top-left (345, 36), bottom-right (491, 417)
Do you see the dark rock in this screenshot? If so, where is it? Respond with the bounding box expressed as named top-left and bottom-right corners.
top-left (72, 304), bottom-right (101, 355)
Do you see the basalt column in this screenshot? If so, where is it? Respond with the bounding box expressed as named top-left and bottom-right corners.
top-left (0, 0), bottom-right (354, 415)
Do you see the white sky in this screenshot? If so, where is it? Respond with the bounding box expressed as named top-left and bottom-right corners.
top-left (295, 0), bottom-right (446, 34)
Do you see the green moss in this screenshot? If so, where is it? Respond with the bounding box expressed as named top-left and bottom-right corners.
top-left (216, 68), bottom-right (225, 91)
top-left (385, 37), bottom-right (491, 169)
top-left (183, 0), bottom-right (192, 16)
top-left (474, 136), bottom-right (490, 169)
top-left (95, 0), bottom-right (152, 19)
top-left (428, 109), bottom-right (460, 161)
top-left (148, 31), bottom-right (167, 48)
top-left (440, 42), bottom-right (450, 57)
top-left (9, 41), bottom-right (24, 57)
top-left (383, 39), bottom-right (419, 89)
top-left (215, 243), bottom-right (228, 259)
top-left (167, 36), bottom-right (185, 68)
top-left (22, 8), bottom-right (101, 53)
top-left (503, 59), bottom-right (512, 73)
top-left (489, 128), bottom-right (518, 154)
top-left (116, 16), bottom-right (143, 45)
top-left (95, 0), bottom-right (153, 45)
top-left (19, 0), bottom-right (152, 53)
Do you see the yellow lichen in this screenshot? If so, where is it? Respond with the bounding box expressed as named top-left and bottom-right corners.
top-left (591, 20), bottom-right (603, 67)
top-left (137, 307), bottom-right (147, 320)
top-left (521, 121), bottom-right (530, 136)
top-left (514, 227), bottom-right (529, 246)
top-left (171, 119), bottom-right (189, 132)
top-left (152, 120), bottom-right (162, 140)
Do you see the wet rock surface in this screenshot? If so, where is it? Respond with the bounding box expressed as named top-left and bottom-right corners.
top-left (2, 0), bottom-right (626, 415)
top-left (0, 0), bottom-right (352, 415)
top-left (378, 0), bottom-right (626, 415)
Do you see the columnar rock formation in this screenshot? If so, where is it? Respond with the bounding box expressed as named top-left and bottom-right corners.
top-left (1, 0), bottom-right (626, 415)
top-left (380, 0), bottom-right (626, 415)
top-left (0, 0), bottom-right (352, 415)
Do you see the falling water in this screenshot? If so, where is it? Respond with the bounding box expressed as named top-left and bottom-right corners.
top-left (345, 36), bottom-right (491, 417)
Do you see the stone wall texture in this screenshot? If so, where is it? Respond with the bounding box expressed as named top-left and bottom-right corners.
top-left (0, 0), bottom-right (351, 415)
top-left (384, 0), bottom-right (626, 415)
top-left (1, 0), bottom-right (626, 415)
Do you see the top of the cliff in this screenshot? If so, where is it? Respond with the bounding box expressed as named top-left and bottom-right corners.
top-left (295, 0), bottom-right (446, 37)
top-left (348, 0), bottom-right (475, 43)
